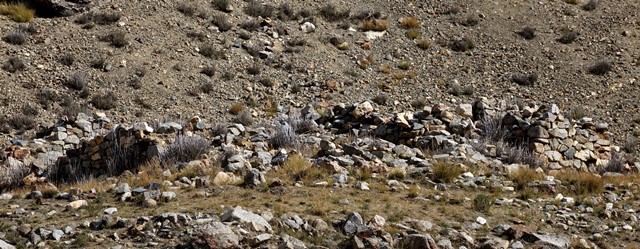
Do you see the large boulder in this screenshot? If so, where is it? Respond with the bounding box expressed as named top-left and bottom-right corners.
top-left (192, 222), bottom-right (239, 249)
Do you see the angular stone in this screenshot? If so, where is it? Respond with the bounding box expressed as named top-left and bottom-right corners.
top-left (396, 234), bottom-right (438, 249)
top-left (456, 104), bottom-right (473, 118)
top-left (161, 191), bottom-right (176, 202)
top-left (527, 126), bottom-right (549, 138)
top-left (195, 222), bottom-right (240, 249)
top-left (353, 101), bottom-right (374, 119)
top-left (280, 234), bottom-right (307, 249)
top-left (522, 233), bottom-right (570, 249)
top-left (544, 151), bottom-right (563, 162)
top-left (66, 200), bottom-right (88, 210)
top-left (549, 129), bottom-right (568, 139)
top-left (221, 206), bottom-right (272, 232)
top-left (393, 144), bottom-right (416, 159)
top-left (249, 233), bottom-right (272, 247)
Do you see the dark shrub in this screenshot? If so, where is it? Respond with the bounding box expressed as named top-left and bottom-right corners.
top-left (37, 90), bottom-right (58, 109)
top-left (240, 19), bottom-right (261, 31)
top-left (583, 0), bottom-right (598, 11)
top-left (90, 92), bottom-right (117, 110)
top-left (450, 37), bottom-right (475, 52)
top-left (557, 31), bottom-right (578, 44)
top-left (200, 81), bottom-right (214, 94)
top-left (460, 15), bottom-right (479, 27)
top-left (161, 135), bottom-right (210, 165)
top-left (246, 64), bottom-right (261, 75)
top-left (201, 66), bottom-right (215, 77)
top-left (512, 73), bottom-right (538, 86)
top-left (277, 3), bottom-right (296, 21)
top-left (94, 12), bottom-right (121, 25)
top-left (3, 30), bottom-right (26, 45)
top-left (448, 82), bottom-right (473, 96)
top-left (91, 57), bottom-right (106, 69)
top-left (212, 0), bottom-right (231, 12)
top-left (372, 95), bottom-right (388, 105)
top-left (21, 103), bottom-right (39, 116)
top-left (177, 2), bottom-right (197, 16)
top-left (102, 30), bottom-right (128, 48)
top-left (235, 110), bottom-right (253, 126)
top-left (186, 31), bottom-right (206, 41)
top-left (244, 0), bottom-right (274, 17)
top-left (59, 53), bottom-right (75, 66)
top-left (211, 15), bottom-right (233, 31)
top-left (516, 27), bottom-right (536, 40)
top-left (3, 57), bottom-right (25, 72)
top-left (199, 44), bottom-right (225, 59)
top-left (589, 60), bottom-right (613, 75)
top-left (319, 3), bottom-right (350, 22)
top-left (271, 122), bottom-right (297, 149)
top-left (66, 71), bottom-right (87, 91)
top-left (600, 151), bottom-right (625, 174)
top-left (8, 114), bottom-right (35, 130)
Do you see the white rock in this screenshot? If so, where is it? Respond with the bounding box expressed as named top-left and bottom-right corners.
top-left (300, 22), bottom-right (315, 33)
top-left (476, 216), bottom-right (487, 225)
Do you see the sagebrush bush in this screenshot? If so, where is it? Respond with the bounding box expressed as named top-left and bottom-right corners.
top-left (497, 142), bottom-right (541, 168)
top-left (7, 114), bottom-right (36, 130)
top-left (211, 15), bottom-right (233, 31)
top-left (406, 28), bottom-right (420, 39)
top-left (3, 57), bottom-right (25, 73)
top-left (319, 3), bottom-right (350, 22)
top-left (583, 0), bottom-right (598, 11)
top-left (3, 30), bottom-right (26, 45)
top-left (212, 0), bottom-right (231, 12)
top-left (559, 172), bottom-right (603, 195)
top-left (37, 90), bottom-right (58, 109)
top-left (199, 44), bottom-right (225, 59)
top-left (244, 0), bottom-right (274, 17)
top-left (451, 37), bottom-right (475, 52)
top-left (201, 66), bottom-right (215, 77)
top-left (161, 134), bottom-right (210, 165)
top-left (473, 194), bottom-right (494, 213)
top-left (240, 19), bottom-right (261, 31)
top-left (432, 161), bottom-right (462, 183)
top-left (479, 114), bottom-right (506, 143)
top-left (623, 137), bottom-right (638, 153)
top-left (271, 122), bottom-right (298, 149)
top-left (567, 106), bottom-right (589, 120)
top-left (66, 71), bottom-right (87, 91)
top-left (200, 81), bottom-right (214, 94)
top-left (460, 15), bottom-right (479, 27)
top-left (177, 2), bottom-right (198, 16)
top-left (0, 3), bottom-right (35, 22)
top-left (22, 103), bottom-right (39, 116)
top-left (416, 38), bottom-right (431, 50)
top-left (512, 73), bottom-right (538, 86)
top-left (600, 151), bottom-right (626, 174)
top-left (59, 53), bottom-right (75, 66)
top-left (102, 30), bottom-right (128, 48)
top-left (277, 3), bottom-right (296, 21)
top-left (516, 27), bottom-right (536, 40)
top-left (0, 161), bottom-right (30, 191)
top-left (94, 12), bottom-right (121, 25)
top-left (235, 110), bottom-right (253, 126)
top-left (90, 92), bottom-right (117, 110)
top-left (589, 60), bottom-right (613, 75)
top-left (557, 31), bottom-right (578, 44)
top-left (410, 98), bottom-right (427, 109)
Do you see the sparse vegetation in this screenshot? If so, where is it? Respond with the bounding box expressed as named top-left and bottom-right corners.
top-left (557, 30), bottom-right (578, 44)
top-left (3, 30), bottom-right (26, 45)
top-left (3, 56), bottom-right (25, 73)
top-left (229, 103), bottom-right (246, 115)
top-left (473, 194), bottom-right (494, 213)
top-left (177, 2), bottom-right (198, 16)
top-left (199, 44), bottom-right (226, 59)
top-left (583, 0), bottom-right (598, 11)
top-left (557, 171), bottom-right (604, 195)
top-left (516, 27), bottom-right (536, 40)
top-left (161, 135), bottom-right (210, 165)
top-left (361, 19), bottom-right (389, 31)
top-left (432, 162), bottom-right (462, 183)
top-left (240, 19), bottom-right (261, 31)
top-left (509, 168), bottom-right (542, 190)
top-left (512, 73), bottom-right (538, 86)
top-left (372, 95), bottom-right (388, 105)
top-left (102, 30), bottom-right (128, 48)
top-left (399, 17), bottom-right (419, 29)
top-left (406, 28), bottom-right (420, 39)
top-left (279, 154), bottom-right (326, 184)
top-left (201, 66), bottom-right (216, 77)
top-left (59, 53), bottom-right (75, 66)
top-left (448, 82), bottom-right (473, 96)
top-left (416, 38), bottom-right (431, 49)
top-left (66, 71), bottom-right (88, 91)
top-left (211, 14), bottom-right (233, 31)
top-left (319, 3), bottom-right (350, 22)
top-left (0, 2), bottom-right (35, 22)
top-left (450, 37), bottom-right (475, 52)
top-left (90, 92), bottom-right (117, 110)
top-left (235, 110), bottom-right (253, 126)
top-left (244, 0), bottom-right (274, 18)
top-left (212, 0), bottom-right (231, 12)
top-left (567, 106), bottom-right (589, 120)
top-left (589, 60), bottom-right (613, 75)
top-left (460, 15), bottom-right (479, 27)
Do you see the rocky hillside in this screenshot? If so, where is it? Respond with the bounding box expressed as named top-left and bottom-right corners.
top-left (1, 0), bottom-right (640, 248)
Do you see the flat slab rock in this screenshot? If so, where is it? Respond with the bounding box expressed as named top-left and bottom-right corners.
top-left (221, 206), bottom-right (272, 233)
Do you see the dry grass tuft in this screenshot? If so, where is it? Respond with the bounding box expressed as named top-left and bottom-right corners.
top-left (508, 167), bottom-right (542, 190)
top-left (556, 171), bottom-right (604, 195)
top-left (229, 103), bottom-right (246, 115)
top-left (432, 161), bottom-right (462, 183)
top-left (0, 2), bottom-right (34, 22)
top-left (399, 17), bottom-right (420, 29)
top-left (278, 154), bottom-right (327, 184)
top-left (361, 19), bottom-right (389, 31)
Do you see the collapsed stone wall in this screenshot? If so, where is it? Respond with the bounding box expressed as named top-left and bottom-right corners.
top-left (308, 98), bottom-right (620, 172)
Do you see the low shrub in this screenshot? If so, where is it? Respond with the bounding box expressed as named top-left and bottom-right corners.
top-left (94, 12), bottom-right (121, 25)
top-left (496, 142), bottom-right (541, 168)
top-left (599, 151), bottom-right (626, 174)
top-left (3, 57), bottom-right (25, 72)
top-left (509, 167), bottom-right (542, 190)
top-left (212, 0), bottom-right (231, 12)
top-left (102, 30), bottom-right (128, 48)
top-left (558, 172), bottom-right (604, 195)
top-left (90, 92), bottom-right (117, 110)
top-left (201, 66), bottom-right (215, 77)
top-left (59, 53), bottom-right (75, 66)
top-left (177, 2), bottom-right (198, 16)
top-left (240, 19), bottom-right (261, 31)
top-left (516, 27), bottom-right (536, 40)
top-left (583, 0), bottom-right (598, 11)
top-left (229, 103), bottom-right (246, 115)
top-left (319, 3), bottom-right (349, 22)
top-left (234, 110), bottom-right (253, 126)
top-left (244, 0), bottom-right (274, 17)
top-left (211, 15), bottom-right (233, 31)
top-left (271, 122), bottom-right (298, 149)
top-left (280, 154), bottom-right (326, 184)
top-left (450, 37), bottom-right (475, 52)
top-left (161, 135), bottom-right (210, 165)
top-left (3, 30), bottom-right (26, 45)
top-left (66, 71), bottom-right (87, 91)
top-left (432, 161), bottom-right (462, 183)
top-left (557, 31), bottom-right (578, 44)
top-left (399, 17), bottom-right (419, 29)
top-left (588, 60), bottom-right (613, 75)
top-left (199, 44), bottom-right (226, 59)
top-left (7, 114), bottom-right (36, 130)
top-left (277, 3), bottom-right (296, 21)
top-left (361, 19), bottom-right (389, 31)
top-left (473, 194), bottom-right (494, 213)
top-left (512, 73), bottom-right (538, 86)
top-left (460, 15), bottom-right (479, 27)
top-left (372, 95), bottom-right (388, 105)
top-left (406, 28), bottom-right (420, 39)
top-left (416, 39), bottom-right (431, 49)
